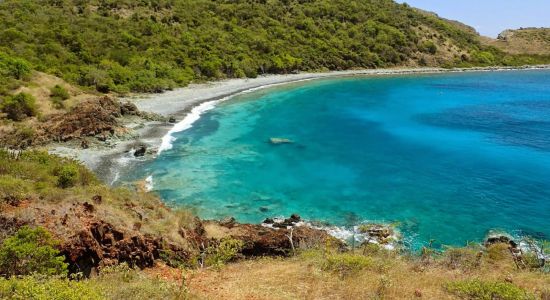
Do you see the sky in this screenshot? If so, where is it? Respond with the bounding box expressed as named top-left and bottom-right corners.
top-left (396, 0), bottom-right (550, 37)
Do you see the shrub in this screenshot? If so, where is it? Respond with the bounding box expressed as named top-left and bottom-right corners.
top-left (50, 84), bottom-right (70, 109)
top-left (0, 226), bottom-right (68, 277)
top-left (56, 164), bottom-right (79, 188)
top-left (486, 243), bottom-right (510, 262)
top-left (443, 246), bottom-right (482, 270)
top-left (0, 53), bottom-right (31, 80)
top-left (0, 175), bottom-right (30, 201)
top-left (0, 276), bottom-right (103, 300)
top-left (203, 238), bottom-right (244, 268)
top-left (420, 40), bottom-right (438, 54)
top-left (445, 279), bottom-right (535, 300)
top-left (1, 92), bottom-right (38, 121)
top-left (322, 252), bottom-right (372, 277)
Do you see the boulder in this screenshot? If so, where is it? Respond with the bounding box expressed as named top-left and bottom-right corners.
top-left (80, 139), bottom-right (89, 149)
top-left (168, 116), bottom-right (177, 123)
top-left (262, 218), bottom-right (275, 224)
top-left (484, 234), bottom-right (518, 248)
top-left (120, 102), bottom-right (140, 116)
top-left (289, 214), bottom-right (301, 223)
top-left (220, 217), bottom-right (237, 228)
top-left (134, 145), bottom-right (147, 157)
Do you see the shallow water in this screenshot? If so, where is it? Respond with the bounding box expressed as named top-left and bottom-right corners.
top-left (121, 70), bottom-right (550, 248)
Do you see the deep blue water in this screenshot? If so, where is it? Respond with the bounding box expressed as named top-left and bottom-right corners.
top-left (123, 70), bottom-right (550, 248)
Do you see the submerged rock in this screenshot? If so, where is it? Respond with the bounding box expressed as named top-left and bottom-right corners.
top-left (269, 137), bottom-right (293, 145)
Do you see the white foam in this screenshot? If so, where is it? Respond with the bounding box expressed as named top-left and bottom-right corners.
top-left (260, 218), bottom-right (400, 250)
top-left (145, 175), bottom-right (154, 191)
top-left (156, 78), bottom-right (317, 155)
top-left (158, 100), bottom-right (223, 154)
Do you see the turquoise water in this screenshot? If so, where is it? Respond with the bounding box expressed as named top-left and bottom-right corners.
top-left (124, 70), bottom-right (550, 248)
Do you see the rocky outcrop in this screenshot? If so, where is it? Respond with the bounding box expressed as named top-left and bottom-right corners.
top-left (0, 97), bottom-right (157, 148)
top-left (39, 96), bottom-right (123, 143)
top-left (0, 197), bottom-right (197, 277)
top-left (62, 221), bottom-right (180, 276)
top-left (484, 234), bottom-right (518, 248)
top-left (206, 215), bottom-right (343, 256)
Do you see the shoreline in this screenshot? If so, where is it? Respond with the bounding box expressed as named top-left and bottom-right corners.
top-left (49, 65), bottom-right (550, 184)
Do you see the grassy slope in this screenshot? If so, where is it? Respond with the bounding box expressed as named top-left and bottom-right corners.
top-left (0, 150), bottom-right (200, 254)
top-left (485, 28), bottom-right (550, 55)
top-left (3, 247), bottom-right (548, 299)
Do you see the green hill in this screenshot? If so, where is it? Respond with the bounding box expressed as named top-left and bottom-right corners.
top-left (1, 0), bottom-right (548, 95)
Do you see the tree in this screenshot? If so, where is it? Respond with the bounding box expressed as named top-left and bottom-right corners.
top-left (0, 226), bottom-right (67, 277)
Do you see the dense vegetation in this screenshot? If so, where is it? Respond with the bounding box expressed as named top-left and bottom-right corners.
top-left (1, 0), bottom-right (548, 96)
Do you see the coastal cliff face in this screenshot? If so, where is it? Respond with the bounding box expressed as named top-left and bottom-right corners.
top-left (0, 152), bottom-right (339, 276)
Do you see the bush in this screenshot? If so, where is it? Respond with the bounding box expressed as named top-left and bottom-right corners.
top-left (0, 226), bottom-right (68, 277)
top-left (301, 249), bottom-right (373, 277)
top-left (203, 238), bottom-right (244, 268)
top-left (0, 175), bottom-right (30, 201)
top-left (1, 92), bottom-right (38, 121)
top-left (420, 40), bottom-right (438, 54)
top-left (56, 164), bottom-right (79, 188)
top-left (486, 243), bottom-right (510, 262)
top-left (0, 276), bottom-right (103, 300)
top-left (445, 279), bottom-right (535, 300)
top-left (443, 245), bottom-right (482, 270)
top-left (50, 84), bottom-right (70, 109)
top-left (322, 252), bottom-right (372, 276)
top-left (0, 53), bottom-right (31, 80)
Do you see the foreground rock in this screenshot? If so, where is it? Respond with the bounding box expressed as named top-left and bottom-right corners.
top-left (205, 218), bottom-right (343, 256)
top-left (1, 193), bottom-right (338, 276)
top-left (0, 195), bottom-right (200, 276)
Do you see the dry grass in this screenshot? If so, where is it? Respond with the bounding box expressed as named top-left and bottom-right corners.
top-left (183, 249), bottom-right (550, 300)
top-left (483, 28), bottom-right (550, 55)
top-left (13, 72), bottom-right (94, 117)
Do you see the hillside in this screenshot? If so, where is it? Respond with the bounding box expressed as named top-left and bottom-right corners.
top-left (1, 0), bottom-right (549, 97)
top-left (485, 28), bottom-right (550, 55)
